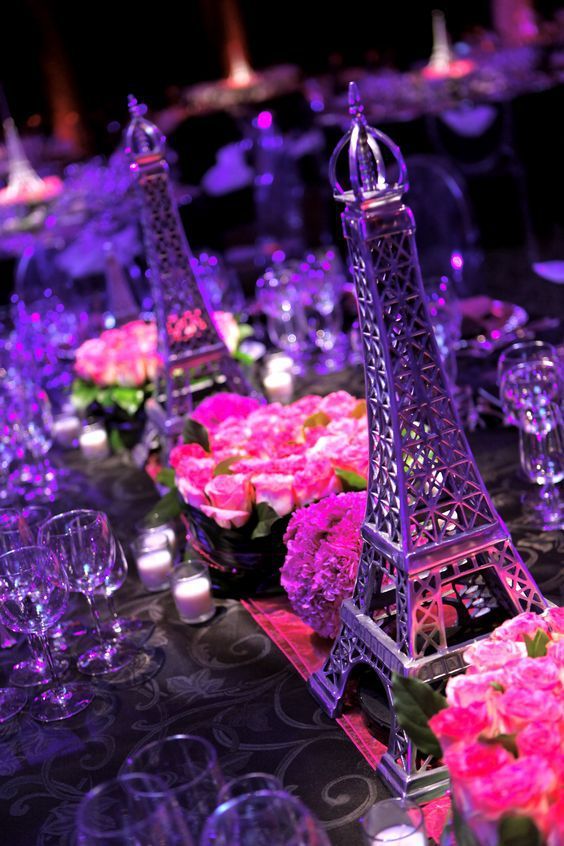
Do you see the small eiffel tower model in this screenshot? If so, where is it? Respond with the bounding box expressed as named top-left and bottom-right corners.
top-left (125, 96), bottom-right (260, 452)
top-left (308, 83), bottom-right (546, 801)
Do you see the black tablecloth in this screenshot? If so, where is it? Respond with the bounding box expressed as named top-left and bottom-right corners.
top-left (0, 409), bottom-right (562, 846)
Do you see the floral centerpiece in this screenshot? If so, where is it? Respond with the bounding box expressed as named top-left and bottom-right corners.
top-left (392, 608), bottom-right (564, 846)
top-left (152, 390), bottom-right (369, 594)
top-left (71, 313), bottom-right (251, 450)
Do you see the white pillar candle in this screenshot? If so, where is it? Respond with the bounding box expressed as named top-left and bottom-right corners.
top-left (173, 576), bottom-right (215, 623)
top-left (264, 353), bottom-right (294, 375)
top-left (136, 548), bottom-right (173, 591)
top-left (263, 370), bottom-right (293, 403)
top-left (139, 525), bottom-right (178, 555)
top-left (370, 825), bottom-right (426, 845)
top-left (52, 415), bottom-right (81, 448)
top-left (79, 426), bottom-right (110, 460)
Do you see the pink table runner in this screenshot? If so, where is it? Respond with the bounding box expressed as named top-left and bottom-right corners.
top-left (242, 595), bottom-right (451, 842)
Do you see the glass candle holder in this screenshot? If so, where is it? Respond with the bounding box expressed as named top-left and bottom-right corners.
top-left (171, 560), bottom-right (215, 624)
top-left (135, 519), bottom-right (178, 557)
top-left (360, 798), bottom-right (427, 845)
top-left (79, 421), bottom-right (110, 461)
top-left (263, 353), bottom-right (294, 375)
top-left (133, 534), bottom-right (174, 592)
top-left (263, 370), bottom-right (294, 404)
top-left (51, 410), bottom-right (81, 448)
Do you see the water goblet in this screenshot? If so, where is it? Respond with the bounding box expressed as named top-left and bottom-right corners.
top-left (0, 545), bottom-right (93, 721)
top-left (75, 773), bottom-right (194, 846)
top-left (39, 510), bottom-right (135, 675)
top-left (200, 790), bottom-right (330, 846)
top-left (256, 263), bottom-right (309, 365)
top-left (497, 340), bottom-right (559, 424)
top-left (98, 540), bottom-right (155, 647)
top-left (218, 772), bottom-right (283, 803)
top-left (124, 734), bottom-right (224, 841)
top-left (301, 253), bottom-right (345, 371)
top-left (501, 358), bottom-right (564, 530)
top-left (359, 797), bottom-right (427, 845)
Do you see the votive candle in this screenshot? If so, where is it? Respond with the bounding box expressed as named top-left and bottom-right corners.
top-left (134, 535), bottom-right (174, 592)
top-left (172, 560), bottom-right (215, 624)
top-left (79, 422), bottom-right (110, 460)
top-left (263, 370), bottom-right (293, 403)
top-left (52, 412), bottom-right (81, 448)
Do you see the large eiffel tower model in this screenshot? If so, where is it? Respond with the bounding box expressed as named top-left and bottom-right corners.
top-left (309, 83), bottom-right (546, 801)
top-left (125, 96), bottom-right (260, 452)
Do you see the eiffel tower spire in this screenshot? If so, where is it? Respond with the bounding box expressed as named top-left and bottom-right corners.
top-left (309, 83), bottom-right (546, 800)
top-left (1, 118), bottom-right (47, 204)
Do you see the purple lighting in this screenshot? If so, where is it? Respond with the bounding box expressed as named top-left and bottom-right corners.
top-left (451, 251), bottom-right (464, 271)
top-left (256, 110), bottom-right (273, 130)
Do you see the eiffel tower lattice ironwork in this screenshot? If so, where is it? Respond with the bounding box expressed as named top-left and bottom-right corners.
top-left (308, 83), bottom-right (547, 801)
top-left (125, 96), bottom-right (261, 450)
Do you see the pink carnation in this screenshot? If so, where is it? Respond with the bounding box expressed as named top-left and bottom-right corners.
top-left (504, 656), bottom-right (562, 693)
top-left (293, 458), bottom-right (341, 506)
top-left (176, 456), bottom-right (215, 509)
top-left (491, 612), bottom-right (550, 643)
top-left (281, 491), bottom-right (366, 638)
top-left (463, 638), bottom-right (527, 673)
top-left (252, 473), bottom-right (295, 517)
top-left (318, 391), bottom-right (358, 419)
top-left (169, 443), bottom-right (209, 468)
top-left (446, 671), bottom-right (505, 708)
top-left (191, 393), bottom-right (260, 431)
top-left (495, 687), bottom-right (561, 734)
top-left (443, 740), bottom-right (513, 782)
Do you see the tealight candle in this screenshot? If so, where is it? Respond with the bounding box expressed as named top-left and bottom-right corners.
top-left (52, 412), bottom-right (81, 448)
top-left (172, 560), bottom-right (215, 624)
top-left (263, 370), bottom-right (293, 404)
top-left (263, 352), bottom-right (294, 375)
top-left (135, 520), bottom-right (178, 556)
top-left (135, 536), bottom-right (174, 592)
top-left (360, 798), bottom-right (427, 846)
top-left (79, 422), bottom-right (110, 461)
top-left (370, 825), bottom-right (426, 845)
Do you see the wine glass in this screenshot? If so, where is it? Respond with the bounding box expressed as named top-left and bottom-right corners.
top-left (124, 734), bottom-right (224, 841)
top-left (200, 790), bottom-right (331, 846)
top-left (501, 357), bottom-right (564, 530)
top-left (0, 507), bottom-right (69, 687)
top-left (38, 510), bottom-right (135, 675)
top-left (98, 540), bottom-right (155, 647)
top-left (0, 545), bottom-right (93, 722)
top-left (359, 797), bottom-right (427, 845)
top-left (75, 773), bottom-right (194, 845)
top-left (498, 340), bottom-right (559, 424)
top-left (256, 263), bottom-right (309, 365)
top-left (218, 772), bottom-right (283, 803)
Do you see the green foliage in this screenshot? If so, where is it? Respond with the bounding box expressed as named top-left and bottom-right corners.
top-left (498, 815), bottom-right (542, 846)
top-left (334, 467), bottom-right (367, 491)
top-left (156, 467), bottom-right (176, 489)
top-left (251, 502), bottom-right (281, 539)
top-left (182, 418), bottom-right (211, 452)
top-left (303, 411), bottom-right (331, 429)
top-left (523, 628), bottom-right (550, 658)
top-left (213, 456), bottom-right (243, 477)
top-left (70, 379), bottom-right (146, 416)
top-left (479, 733), bottom-right (518, 757)
top-left (70, 379), bottom-right (99, 411)
top-left (391, 673), bottom-right (448, 758)
top-left (143, 490), bottom-right (182, 526)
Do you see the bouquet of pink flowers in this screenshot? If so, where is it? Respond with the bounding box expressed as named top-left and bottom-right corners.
top-left (157, 391), bottom-right (369, 537)
top-left (71, 313), bottom-right (249, 419)
top-left (393, 608), bottom-right (564, 846)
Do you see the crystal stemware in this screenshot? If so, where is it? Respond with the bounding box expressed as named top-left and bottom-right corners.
top-left (501, 357), bottom-right (564, 530)
top-left (256, 262), bottom-right (309, 365)
top-left (124, 734), bottom-right (224, 841)
top-left (38, 510), bottom-right (135, 675)
top-left (498, 340), bottom-right (558, 425)
top-left (75, 773), bottom-right (194, 846)
top-left (200, 790), bottom-right (330, 846)
top-left (98, 540), bottom-right (155, 647)
top-left (0, 545), bottom-right (93, 722)
top-left (218, 772), bottom-right (283, 803)
top-left (0, 507), bottom-right (69, 687)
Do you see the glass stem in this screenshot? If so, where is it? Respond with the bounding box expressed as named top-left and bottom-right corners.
top-left (37, 633), bottom-right (62, 689)
top-left (28, 633), bottom-right (44, 664)
top-left (106, 593), bottom-right (124, 636)
top-left (85, 593), bottom-right (108, 644)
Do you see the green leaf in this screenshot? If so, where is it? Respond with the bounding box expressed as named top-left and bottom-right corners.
top-left (96, 387), bottom-right (115, 408)
top-left (109, 427), bottom-right (125, 453)
top-left (303, 411), bottom-right (331, 429)
top-left (498, 816), bottom-right (542, 846)
top-left (213, 456), bottom-right (243, 477)
top-left (523, 629), bottom-right (550, 658)
top-left (490, 681), bottom-right (505, 693)
top-left (156, 467), bottom-right (176, 488)
top-left (182, 418), bottom-right (211, 452)
top-left (452, 803), bottom-right (481, 846)
top-left (70, 379), bottom-right (99, 411)
top-left (334, 466), bottom-right (367, 491)
top-left (143, 489), bottom-right (182, 526)
top-left (233, 349), bottom-right (255, 366)
top-left (479, 733), bottom-right (518, 757)
top-left (350, 399), bottom-right (367, 419)
top-left (237, 323), bottom-right (254, 342)
top-left (251, 502), bottom-right (281, 539)
top-left (391, 673), bottom-right (448, 759)
top-left (111, 386), bottom-right (146, 416)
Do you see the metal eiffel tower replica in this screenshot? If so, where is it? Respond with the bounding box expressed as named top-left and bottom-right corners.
top-left (308, 83), bottom-right (546, 801)
top-left (125, 96), bottom-right (260, 453)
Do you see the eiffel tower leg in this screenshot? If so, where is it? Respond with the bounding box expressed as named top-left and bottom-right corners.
top-left (308, 622), bottom-right (359, 718)
top-left (489, 540), bottom-right (547, 615)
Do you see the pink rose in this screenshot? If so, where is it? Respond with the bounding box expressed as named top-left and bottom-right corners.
top-left (428, 703), bottom-right (491, 749)
top-left (287, 395), bottom-right (324, 418)
top-left (293, 458), bottom-right (341, 506)
top-left (547, 639), bottom-right (564, 665)
top-left (444, 740), bottom-right (513, 782)
top-left (491, 612), bottom-right (550, 643)
top-left (463, 638), bottom-right (527, 673)
top-left (176, 457), bottom-right (215, 509)
top-left (252, 473), bottom-right (295, 517)
top-left (446, 671), bottom-right (505, 708)
top-left (169, 443), bottom-right (209, 468)
top-left (504, 656), bottom-right (562, 693)
top-left (318, 391), bottom-right (358, 419)
top-left (463, 755), bottom-right (555, 822)
top-left (544, 606), bottom-right (564, 636)
top-left (495, 687), bottom-right (561, 734)
top-left (517, 721), bottom-right (562, 759)
top-left (201, 473), bottom-right (254, 529)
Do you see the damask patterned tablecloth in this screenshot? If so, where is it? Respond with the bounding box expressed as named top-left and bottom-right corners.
top-left (0, 426), bottom-right (562, 845)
